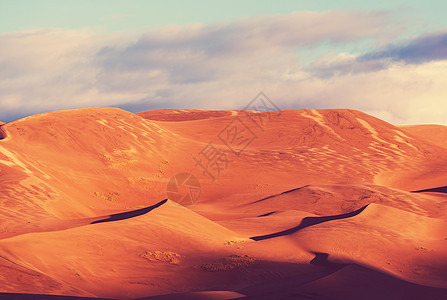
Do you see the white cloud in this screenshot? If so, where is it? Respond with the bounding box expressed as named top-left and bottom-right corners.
top-left (0, 10), bottom-right (446, 125)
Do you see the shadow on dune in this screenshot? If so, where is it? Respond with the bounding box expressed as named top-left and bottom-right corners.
top-left (250, 205), bottom-right (368, 241)
top-left (249, 185), bottom-right (310, 204)
top-left (234, 263), bottom-right (447, 300)
top-left (0, 294), bottom-right (111, 300)
top-left (309, 252), bottom-right (347, 269)
top-left (91, 199), bottom-right (167, 224)
top-left (0, 126), bottom-right (6, 140)
top-left (310, 253), bottom-right (334, 267)
top-left (411, 186), bottom-right (447, 194)
top-left (257, 211), bottom-right (278, 217)
top-left (134, 291), bottom-right (245, 300)
top-left (0, 200), bottom-right (168, 240)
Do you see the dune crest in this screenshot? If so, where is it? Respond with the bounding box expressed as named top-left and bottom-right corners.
top-left (0, 108), bottom-right (446, 299)
top-left (400, 124), bottom-right (447, 149)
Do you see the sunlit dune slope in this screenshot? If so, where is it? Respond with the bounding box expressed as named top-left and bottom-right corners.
top-left (0, 108), bottom-right (192, 219)
top-left (287, 203), bottom-right (447, 287)
top-left (139, 108), bottom-right (447, 201)
top-left (400, 124), bottom-right (447, 149)
top-left (0, 107), bottom-right (446, 299)
top-left (0, 200), bottom-right (247, 299)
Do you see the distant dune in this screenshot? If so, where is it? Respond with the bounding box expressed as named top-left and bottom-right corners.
top-left (0, 108), bottom-right (446, 299)
top-left (400, 124), bottom-right (447, 149)
top-left (137, 109), bottom-right (232, 121)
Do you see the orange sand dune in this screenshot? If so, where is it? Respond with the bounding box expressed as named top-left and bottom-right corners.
top-left (258, 203), bottom-right (447, 287)
top-left (400, 124), bottom-right (447, 149)
top-left (0, 108), bottom-right (446, 299)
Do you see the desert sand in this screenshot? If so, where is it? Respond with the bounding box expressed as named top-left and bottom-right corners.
top-left (400, 125), bottom-right (447, 149)
top-left (0, 108), bottom-right (446, 299)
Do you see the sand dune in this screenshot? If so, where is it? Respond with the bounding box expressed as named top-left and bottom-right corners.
top-left (0, 108), bottom-right (446, 299)
top-left (258, 203), bottom-right (447, 287)
top-left (400, 124), bottom-right (447, 149)
top-left (0, 125), bottom-right (6, 140)
top-left (246, 264), bottom-right (447, 300)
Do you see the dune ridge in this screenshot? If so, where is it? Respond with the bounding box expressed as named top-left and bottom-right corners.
top-left (0, 108), bottom-right (446, 299)
top-left (400, 125), bottom-right (447, 149)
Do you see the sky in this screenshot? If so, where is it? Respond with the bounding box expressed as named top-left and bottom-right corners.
top-left (0, 0), bottom-right (447, 125)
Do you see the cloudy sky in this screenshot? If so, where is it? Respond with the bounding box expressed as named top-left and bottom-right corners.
top-left (1, 0), bottom-right (447, 125)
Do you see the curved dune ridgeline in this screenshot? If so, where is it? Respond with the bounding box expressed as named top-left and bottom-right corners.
top-left (0, 108), bottom-right (446, 299)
